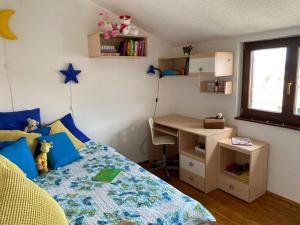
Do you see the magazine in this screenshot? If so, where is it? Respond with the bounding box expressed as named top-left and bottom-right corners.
top-left (231, 137), bottom-right (253, 146)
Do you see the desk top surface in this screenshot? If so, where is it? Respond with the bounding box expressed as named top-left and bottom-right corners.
top-left (154, 115), bottom-right (234, 137)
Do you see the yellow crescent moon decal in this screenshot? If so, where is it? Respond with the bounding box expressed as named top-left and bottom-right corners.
top-left (0, 9), bottom-right (17, 40)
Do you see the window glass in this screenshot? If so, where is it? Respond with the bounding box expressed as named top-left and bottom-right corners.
top-left (249, 48), bottom-right (287, 113)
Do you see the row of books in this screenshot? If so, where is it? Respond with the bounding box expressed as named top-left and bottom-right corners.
top-left (101, 45), bottom-right (117, 53)
top-left (118, 39), bottom-right (146, 56)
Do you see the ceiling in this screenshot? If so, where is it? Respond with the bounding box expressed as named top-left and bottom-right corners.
top-left (92, 0), bottom-right (300, 46)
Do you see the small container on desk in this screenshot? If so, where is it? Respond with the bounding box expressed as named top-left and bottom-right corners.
top-left (204, 118), bottom-right (225, 129)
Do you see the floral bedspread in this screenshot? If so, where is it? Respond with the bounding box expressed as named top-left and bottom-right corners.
top-left (34, 141), bottom-right (215, 225)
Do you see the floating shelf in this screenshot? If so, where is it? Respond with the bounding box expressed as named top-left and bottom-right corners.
top-left (158, 56), bottom-right (188, 76)
top-left (88, 32), bottom-right (148, 58)
top-left (158, 52), bottom-right (233, 77)
top-left (200, 80), bottom-right (233, 95)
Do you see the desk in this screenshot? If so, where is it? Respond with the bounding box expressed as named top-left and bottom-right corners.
top-left (152, 115), bottom-right (236, 193)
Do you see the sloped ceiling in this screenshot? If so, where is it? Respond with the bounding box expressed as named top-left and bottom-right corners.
top-left (92, 0), bottom-right (300, 45)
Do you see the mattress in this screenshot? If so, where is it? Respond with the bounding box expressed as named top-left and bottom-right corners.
top-left (34, 141), bottom-right (215, 225)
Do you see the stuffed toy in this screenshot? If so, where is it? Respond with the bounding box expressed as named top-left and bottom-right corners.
top-left (119, 15), bottom-right (139, 36)
top-left (98, 11), bottom-right (119, 40)
top-left (36, 140), bottom-right (53, 173)
top-left (24, 118), bottom-right (39, 132)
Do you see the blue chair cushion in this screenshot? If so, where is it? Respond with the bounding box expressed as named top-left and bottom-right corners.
top-left (30, 127), bottom-right (51, 136)
top-left (37, 132), bottom-right (81, 169)
top-left (0, 137), bottom-right (38, 179)
top-left (60, 113), bottom-right (90, 143)
top-left (0, 108), bottom-right (41, 130)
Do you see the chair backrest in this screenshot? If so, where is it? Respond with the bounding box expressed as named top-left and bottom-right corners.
top-left (148, 118), bottom-right (155, 143)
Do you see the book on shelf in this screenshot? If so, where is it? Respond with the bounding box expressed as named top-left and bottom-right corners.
top-left (118, 39), bottom-right (145, 56)
top-left (100, 45), bottom-right (117, 53)
top-left (231, 137), bottom-right (253, 146)
top-left (194, 143), bottom-right (206, 154)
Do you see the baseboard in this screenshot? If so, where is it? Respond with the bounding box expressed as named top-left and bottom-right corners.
top-left (266, 191), bottom-right (300, 207)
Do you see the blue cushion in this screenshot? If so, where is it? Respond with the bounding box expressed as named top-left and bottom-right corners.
top-left (0, 108), bottom-right (41, 131)
top-left (60, 113), bottom-right (90, 142)
top-left (0, 137), bottom-right (38, 179)
top-left (38, 133), bottom-right (81, 169)
top-left (30, 127), bottom-right (51, 136)
top-left (0, 140), bottom-right (16, 150)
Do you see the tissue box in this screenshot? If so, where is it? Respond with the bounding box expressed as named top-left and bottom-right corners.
top-left (204, 118), bottom-right (225, 129)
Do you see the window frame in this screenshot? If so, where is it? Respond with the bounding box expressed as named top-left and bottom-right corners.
top-left (239, 36), bottom-right (300, 128)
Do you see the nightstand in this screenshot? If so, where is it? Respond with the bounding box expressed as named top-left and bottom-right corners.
top-left (218, 138), bottom-right (268, 202)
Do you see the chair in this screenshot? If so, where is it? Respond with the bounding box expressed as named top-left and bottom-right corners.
top-left (148, 118), bottom-right (178, 179)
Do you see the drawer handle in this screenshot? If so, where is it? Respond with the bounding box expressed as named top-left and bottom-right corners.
top-left (188, 162), bottom-right (194, 167)
top-left (229, 184), bottom-right (234, 190)
top-left (198, 67), bottom-right (203, 72)
top-left (189, 176), bottom-right (194, 181)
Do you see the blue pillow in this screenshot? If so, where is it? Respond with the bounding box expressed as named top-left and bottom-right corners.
top-left (60, 113), bottom-right (90, 142)
top-left (0, 108), bottom-right (41, 131)
top-left (30, 127), bottom-right (51, 136)
top-left (0, 137), bottom-right (38, 179)
top-left (38, 132), bottom-right (81, 169)
top-left (0, 140), bottom-right (16, 150)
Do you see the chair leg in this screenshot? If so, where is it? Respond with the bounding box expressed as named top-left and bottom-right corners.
top-left (162, 145), bottom-right (170, 179)
top-left (149, 145), bottom-right (178, 179)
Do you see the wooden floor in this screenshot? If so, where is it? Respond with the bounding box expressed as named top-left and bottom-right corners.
top-left (140, 162), bottom-right (300, 225)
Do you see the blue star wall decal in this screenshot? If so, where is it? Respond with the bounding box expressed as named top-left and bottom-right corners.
top-left (60, 63), bottom-right (81, 84)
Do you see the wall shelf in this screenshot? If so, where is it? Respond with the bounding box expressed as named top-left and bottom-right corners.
top-left (200, 80), bottom-right (233, 95)
top-left (158, 52), bottom-right (233, 77)
top-left (88, 32), bottom-right (148, 58)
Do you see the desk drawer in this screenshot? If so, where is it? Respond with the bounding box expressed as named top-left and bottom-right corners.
top-left (218, 174), bottom-right (249, 202)
top-left (180, 154), bottom-right (205, 177)
top-left (180, 168), bottom-right (205, 191)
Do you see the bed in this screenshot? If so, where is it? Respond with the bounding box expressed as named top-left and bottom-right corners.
top-left (34, 141), bottom-right (215, 225)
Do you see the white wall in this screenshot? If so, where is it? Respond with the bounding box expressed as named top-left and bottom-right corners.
top-left (0, 0), bottom-right (174, 162)
top-left (165, 27), bottom-right (300, 203)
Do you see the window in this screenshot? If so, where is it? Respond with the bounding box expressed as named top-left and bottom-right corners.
top-left (239, 36), bottom-right (300, 129)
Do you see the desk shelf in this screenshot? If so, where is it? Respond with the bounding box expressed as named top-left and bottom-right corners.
top-left (154, 125), bottom-right (178, 137)
top-left (180, 148), bottom-right (205, 163)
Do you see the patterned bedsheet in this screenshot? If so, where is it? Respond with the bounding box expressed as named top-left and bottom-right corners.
top-left (34, 141), bottom-right (215, 225)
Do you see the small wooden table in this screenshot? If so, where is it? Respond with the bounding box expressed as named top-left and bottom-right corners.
top-left (218, 138), bottom-right (268, 202)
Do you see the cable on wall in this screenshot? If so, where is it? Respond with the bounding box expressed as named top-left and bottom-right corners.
top-left (2, 39), bottom-right (15, 111)
top-left (69, 82), bottom-right (75, 119)
top-left (140, 76), bottom-right (162, 155)
top-left (153, 76), bottom-right (160, 118)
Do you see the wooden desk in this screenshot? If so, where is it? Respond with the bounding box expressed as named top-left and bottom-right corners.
top-left (153, 115), bottom-right (236, 193)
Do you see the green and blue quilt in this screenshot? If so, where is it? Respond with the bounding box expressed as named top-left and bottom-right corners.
top-left (34, 141), bottom-right (215, 225)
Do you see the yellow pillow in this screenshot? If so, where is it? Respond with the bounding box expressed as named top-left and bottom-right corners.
top-left (0, 155), bottom-right (25, 177)
top-left (0, 130), bottom-right (41, 154)
top-left (48, 120), bottom-right (85, 149)
top-left (0, 158), bottom-right (69, 225)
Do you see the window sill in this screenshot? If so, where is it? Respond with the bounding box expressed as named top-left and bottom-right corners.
top-left (235, 116), bottom-right (300, 131)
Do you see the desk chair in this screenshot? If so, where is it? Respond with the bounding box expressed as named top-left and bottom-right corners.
top-left (148, 118), bottom-right (178, 179)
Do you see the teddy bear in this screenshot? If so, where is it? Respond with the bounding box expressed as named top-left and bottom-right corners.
top-left (98, 11), bottom-right (119, 40)
top-left (36, 140), bottom-right (53, 173)
top-left (24, 118), bottom-right (39, 132)
top-left (119, 15), bottom-right (139, 36)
